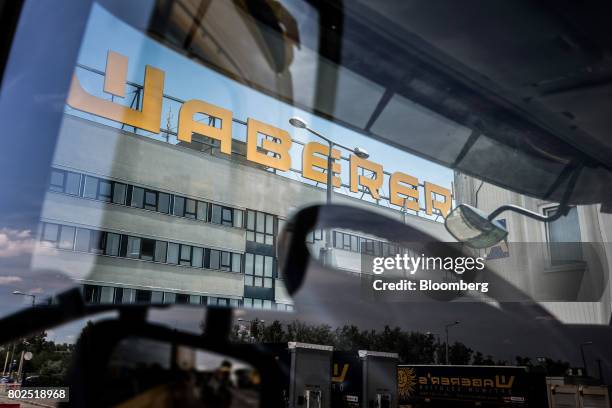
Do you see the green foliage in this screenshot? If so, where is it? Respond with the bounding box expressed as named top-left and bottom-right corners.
top-left (3, 330), bottom-right (74, 386)
top-left (236, 319), bottom-right (570, 370)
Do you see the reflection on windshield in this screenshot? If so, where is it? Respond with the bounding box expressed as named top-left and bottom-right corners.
top-left (20, 2), bottom-right (455, 314)
top-left (108, 337), bottom-right (259, 407)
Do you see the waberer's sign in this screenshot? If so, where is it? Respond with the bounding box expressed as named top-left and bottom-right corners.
top-left (67, 51), bottom-right (452, 217)
top-left (397, 365), bottom-right (548, 407)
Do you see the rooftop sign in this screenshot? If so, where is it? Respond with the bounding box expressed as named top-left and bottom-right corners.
top-left (67, 51), bottom-right (452, 217)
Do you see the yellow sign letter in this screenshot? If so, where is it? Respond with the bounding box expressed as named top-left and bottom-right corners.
top-left (350, 156), bottom-right (383, 199)
top-left (246, 118), bottom-right (292, 171)
top-left (302, 142), bottom-right (341, 187)
top-left (67, 50), bottom-right (164, 134)
top-left (178, 100), bottom-right (233, 155)
top-left (389, 172), bottom-right (420, 211)
top-left (424, 181), bottom-right (452, 217)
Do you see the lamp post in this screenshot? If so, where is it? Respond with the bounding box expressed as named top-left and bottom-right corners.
top-left (444, 321), bottom-right (460, 365)
top-left (237, 318), bottom-right (265, 343)
top-left (426, 332), bottom-right (441, 364)
top-left (289, 117), bottom-right (369, 264)
top-left (580, 341), bottom-right (593, 377)
top-left (12, 290), bottom-right (36, 306)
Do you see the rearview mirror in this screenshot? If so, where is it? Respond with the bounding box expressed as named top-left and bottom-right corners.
top-left (444, 204), bottom-right (508, 249)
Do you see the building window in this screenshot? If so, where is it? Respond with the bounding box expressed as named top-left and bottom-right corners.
top-left (58, 225), bottom-right (75, 250)
top-left (49, 170), bottom-right (65, 192)
top-left (192, 247), bottom-right (204, 268)
top-left (306, 229), bottom-right (323, 244)
top-left (158, 193), bottom-right (170, 214)
top-left (131, 186), bottom-right (144, 208)
top-left (144, 190), bottom-right (157, 211)
top-left (74, 228), bottom-right (90, 252)
top-left (232, 253), bottom-right (242, 273)
top-left (210, 204), bottom-right (222, 224)
top-left (233, 209), bottom-right (243, 228)
top-left (220, 251), bottom-right (231, 271)
top-left (65, 172), bottom-right (81, 196)
top-left (173, 196), bottom-right (185, 216)
top-left (140, 238), bottom-right (155, 261)
top-left (209, 249), bottom-right (220, 269)
top-left (136, 290), bottom-right (151, 303)
top-left (180, 244), bottom-right (192, 265)
top-left (361, 238), bottom-right (381, 256)
top-left (126, 236), bottom-right (141, 259)
top-left (246, 210), bottom-right (275, 245)
top-left (83, 176), bottom-right (98, 199)
top-left (98, 180), bottom-right (112, 202)
top-left (151, 291), bottom-right (163, 303)
top-left (105, 233), bottom-right (121, 256)
top-left (49, 170), bottom-right (82, 195)
top-left (244, 253), bottom-right (274, 288)
top-left (197, 201), bottom-right (208, 221)
top-left (112, 182), bottom-right (127, 205)
top-left (154, 241), bottom-right (167, 263)
top-left (163, 292), bottom-right (176, 304)
top-left (49, 168), bottom-right (244, 231)
top-left (83, 285), bottom-right (101, 303)
top-left (185, 199), bottom-right (197, 219)
top-left (90, 231), bottom-right (105, 254)
top-left (545, 206), bottom-right (582, 265)
top-left (176, 294), bottom-right (189, 304)
top-left (221, 207), bottom-right (233, 226)
top-left (41, 223), bottom-right (59, 246)
top-left (167, 243), bottom-right (179, 264)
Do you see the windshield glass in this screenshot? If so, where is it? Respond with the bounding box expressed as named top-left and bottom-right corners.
top-left (1, 0), bottom-right (612, 398)
top-left (0, 1), bottom-right (456, 317)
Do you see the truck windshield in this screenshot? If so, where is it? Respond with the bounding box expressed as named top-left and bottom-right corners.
top-left (0, 0), bottom-right (611, 396)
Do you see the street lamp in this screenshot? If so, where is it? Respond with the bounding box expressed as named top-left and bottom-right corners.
top-left (580, 341), bottom-right (593, 377)
top-left (444, 321), bottom-right (460, 365)
top-left (289, 117), bottom-right (369, 264)
top-left (426, 331), bottom-right (441, 364)
top-left (12, 290), bottom-right (36, 306)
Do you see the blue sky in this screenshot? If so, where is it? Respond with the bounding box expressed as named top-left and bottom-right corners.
top-left (75, 4), bottom-right (454, 195)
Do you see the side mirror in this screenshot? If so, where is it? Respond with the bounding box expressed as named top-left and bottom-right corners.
top-left (445, 204), bottom-right (508, 248)
top-left (64, 318), bottom-right (284, 407)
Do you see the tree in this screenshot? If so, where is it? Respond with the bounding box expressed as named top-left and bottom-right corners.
top-left (261, 320), bottom-right (286, 343)
top-left (515, 356), bottom-right (533, 367)
top-left (473, 351), bottom-right (485, 365)
top-left (448, 342), bottom-right (473, 365)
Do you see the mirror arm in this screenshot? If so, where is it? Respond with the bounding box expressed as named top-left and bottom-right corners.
top-left (487, 203), bottom-right (569, 223)
top-left (487, 162), bottom-right (581, 223)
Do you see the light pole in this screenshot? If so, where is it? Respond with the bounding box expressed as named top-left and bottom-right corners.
top-left (580, 341), bottom-right (593, 377)
top-left (445, 321), bottom-right (460, 365)
top-left (426, 332), bottom-right (441, 364)
top-left (12, 290), bottom-right (36, 306)
top-left (289, 117), bottom-right (369, 264)
top-left (237, 318), bottom-right (265, 343)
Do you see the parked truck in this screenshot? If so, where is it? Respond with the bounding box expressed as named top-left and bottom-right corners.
top-left (397, 365), bottom-right (548, 407)
top-left (332, 350), bottom-right (399, 408)
top-left (265, 342), bottom-right (334, 408)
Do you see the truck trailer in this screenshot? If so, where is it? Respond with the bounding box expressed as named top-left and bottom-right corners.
top-left (265, 342), bottom-right (334, 408)
top-left (397, 365), bottom-right (548, 407)
top-left (332, 350), bottom-right (399, 408)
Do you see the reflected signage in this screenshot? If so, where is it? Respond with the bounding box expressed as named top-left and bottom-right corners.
top-left (67, 51), bottom-right (452, 217)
